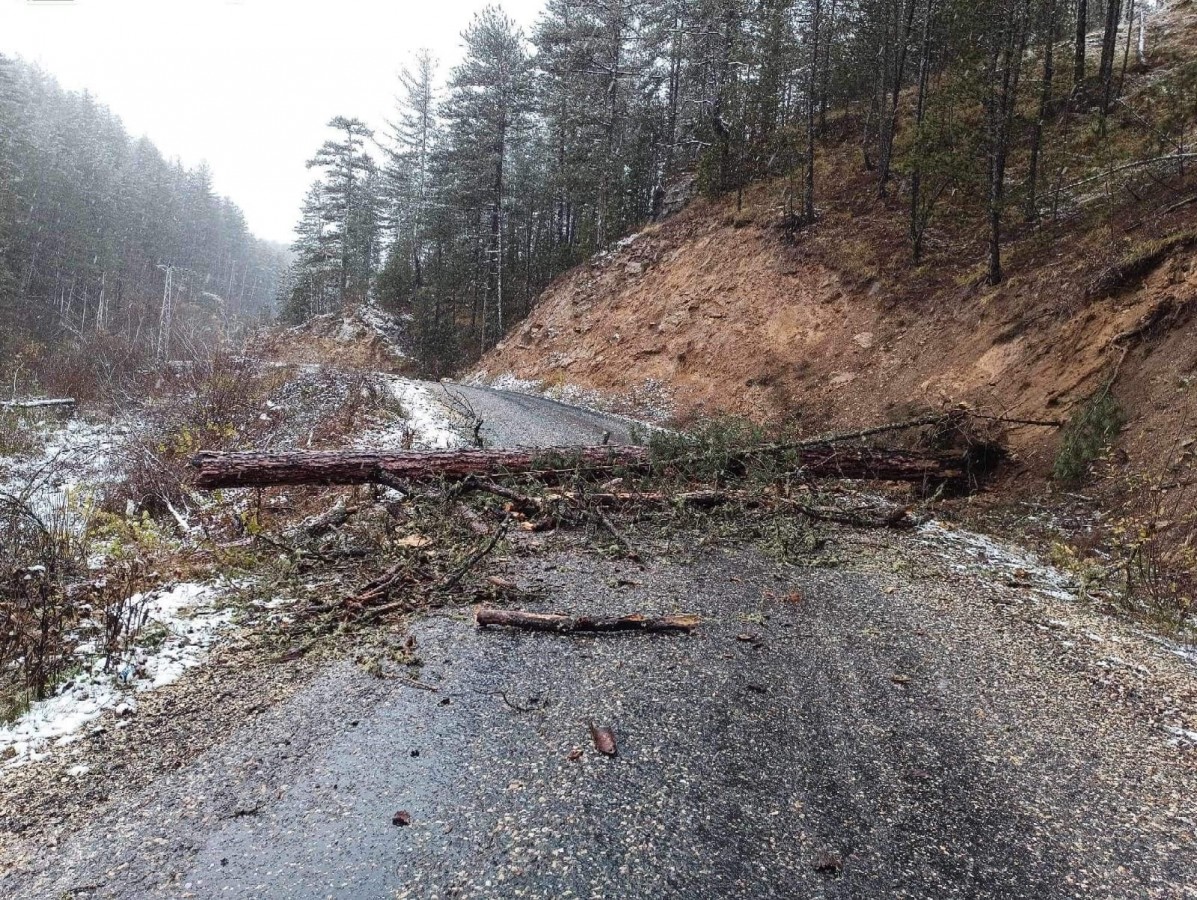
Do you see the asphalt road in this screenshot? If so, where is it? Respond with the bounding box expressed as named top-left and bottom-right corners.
top-left (435, 382), bottom-right (645, 448)
top-left (2, 387), bottom-right (1195, 899)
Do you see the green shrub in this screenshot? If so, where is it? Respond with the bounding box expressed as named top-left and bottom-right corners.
top-left (648, 416), bottom-right (795, 483)
top-left (1053, 389), bottom-right (1126, 483)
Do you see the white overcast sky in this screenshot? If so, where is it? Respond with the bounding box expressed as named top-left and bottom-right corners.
top-left (1, 0), bottom-right (545, 244)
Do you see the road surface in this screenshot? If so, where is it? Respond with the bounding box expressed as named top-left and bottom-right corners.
top-left (435, 381), bottom-right (646, 448)
top-left (1, 384), bottom-right (1195, 899)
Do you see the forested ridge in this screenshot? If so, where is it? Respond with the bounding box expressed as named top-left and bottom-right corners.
top-left (1, 1), bottom-right (1188, 387)
top-left (283, 0), bottom-right (1192, 377)
top-left (0, 56), bottom-right (287, 390)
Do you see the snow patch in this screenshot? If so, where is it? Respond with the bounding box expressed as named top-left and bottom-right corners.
top-left (918, 520), bottom-right (1197, 673)
top-left (1164, 724), bottom-right (1197, 746)
top-left (917, 520), bottom-right (1079, 603)
top-left (361, 378), bottom-right (460, 451)
top-left (2, 415), bottom-right (124, 534)
top-left (0, 582), bottom-right (231, 767)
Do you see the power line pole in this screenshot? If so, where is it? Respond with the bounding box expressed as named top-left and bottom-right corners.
top-left (156, 263), bottom-right (173, 360)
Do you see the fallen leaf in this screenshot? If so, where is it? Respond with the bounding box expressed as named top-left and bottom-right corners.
top-left (588, 721), bottom-right (618, 756)
top-left (396, 534), bottom-right (431, 549)
top-left (392, 810), bottom-right (412, 827)
top-left (567, 748), bottom-right (583, 761)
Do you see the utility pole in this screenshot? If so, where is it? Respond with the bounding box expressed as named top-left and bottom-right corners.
top-left (156, 263), bottom-right (173, 360)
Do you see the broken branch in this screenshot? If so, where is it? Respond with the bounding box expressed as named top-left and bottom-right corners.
top-left (475, 607), bottom-right (700, 634)
top-left (439, 514), bottom-right (511, 592)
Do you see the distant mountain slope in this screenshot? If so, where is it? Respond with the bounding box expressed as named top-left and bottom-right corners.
top-left (0, 56), bottom-right (286, 366)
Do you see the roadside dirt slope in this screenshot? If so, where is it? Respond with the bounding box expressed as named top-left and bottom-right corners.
top-left (477, 193), bottom-right (1197, 497)
top-left (478, 3), bottom-right (1197, 492)
top-left (250, 305), bottom-right (415, 373)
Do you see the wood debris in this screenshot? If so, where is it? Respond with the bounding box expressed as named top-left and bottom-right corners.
top-left (588, 721), bottom-right (618, 756)
top-left (475, 607), bottom-right (700, 634)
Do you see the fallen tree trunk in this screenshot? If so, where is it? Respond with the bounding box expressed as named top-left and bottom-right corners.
top-left (191, 446), bottom-right (649, 489)
top-left (1, 398), bottom-right (76, 410)
top-left (191, 443), bottom-right (987, 490)
top-left (475, 607), bottom-right (700, 634)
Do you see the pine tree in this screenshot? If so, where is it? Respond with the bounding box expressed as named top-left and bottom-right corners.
top-left (442, 5), bottom-right (534, 351)
top-left (0, 55), bottom-right (22, 347)
top-left (0, 58), bottom-right (284, 363)
top-left (381, 51), bottom-right (439, 309)
top-left (306, 116), bottom-right (379, 307)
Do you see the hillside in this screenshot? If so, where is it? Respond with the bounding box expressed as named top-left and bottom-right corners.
top-left (476, 6), bottom-right (1197, 506)
top-left (478, 186), bottom-right (1195, 485)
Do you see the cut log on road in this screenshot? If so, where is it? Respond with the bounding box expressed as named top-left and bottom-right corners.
top-left (191, 443), bottom-right (986, 490)
top-left (476, 607), bottom-right (700, 634)
top-left (1, 398), bottom-right (76, 410)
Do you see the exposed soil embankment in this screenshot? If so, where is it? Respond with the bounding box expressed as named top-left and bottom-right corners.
top-left (476, 183), bottom-right (1197, 491)
top-left (250, 306), bottom-right (415, 372)
top-left (475, 1), bottom-right (1197, 498)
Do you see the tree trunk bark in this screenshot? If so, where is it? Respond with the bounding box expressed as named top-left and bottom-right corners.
top-left (1074, 0), bottom-right (1088, 88)
top-left (878, 0), bottom-right (918, 196)
top-left (190, 443), bottom-right (991, 491)
top-left (805, 0), bottom-right (821, 222)
top-left (1026, 0), bottom-right (1058, 222)
top-left (909, 0), bottom-right (934, 260)
top-left (1098, 0), bottom-right (1123, 118)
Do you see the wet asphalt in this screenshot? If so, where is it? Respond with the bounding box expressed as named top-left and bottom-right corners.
top-left (435, 383), bottom-right (644, 449)
top-left (11, 548), bottom-right (1194, 899)
top-left (182, 558), bottom-right (1066, 900)
top-left (3, 388), bottom-right (1194, 898)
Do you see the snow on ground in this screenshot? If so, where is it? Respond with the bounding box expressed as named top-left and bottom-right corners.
top-left (918, 518), bottom-right (1197, 745)
top-left (1, 414), bottom-right (125, 533)
top-left (0, 582), bottom-right (232, 767)
top-left (920, 516), bottom-right (1197, 658)
top-left (1, 413), bottom-right (239, 767)
top-left (917, 520), bottom-right (1079, 603)
top-left (363, 378), bottom-right (460, 451)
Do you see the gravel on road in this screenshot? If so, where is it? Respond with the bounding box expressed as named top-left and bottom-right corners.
top-left (3, 535), bottom-right (1195, 899)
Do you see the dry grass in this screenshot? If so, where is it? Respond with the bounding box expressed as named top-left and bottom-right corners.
top-left (111, 354), bottom-right (282, 516)
top-left (1086, 229), bottom-right (1197, 299)
top-left (0, 460), bottom-right (103, 714)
